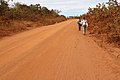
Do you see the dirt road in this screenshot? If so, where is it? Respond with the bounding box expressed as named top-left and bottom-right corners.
top-left (0, 20), bottom-right (120, 80)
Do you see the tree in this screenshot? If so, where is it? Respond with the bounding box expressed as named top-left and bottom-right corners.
top-left (51, 9), bottom-right (61, 17)
top-left (36, 4), bottom-right (41, 10)
top-left (0, 0), bottom-right (8, 16)
top-left (107, 0), bottom-right (119, 6)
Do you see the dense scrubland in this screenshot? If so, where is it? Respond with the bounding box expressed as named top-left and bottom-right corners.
top-left (0, 0), bottom-right (66, 38)
top-left (81, 0), bottom-right (120, 47)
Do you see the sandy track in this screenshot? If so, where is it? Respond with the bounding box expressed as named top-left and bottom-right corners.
top-left (0, 20), bottom-right (120, 80)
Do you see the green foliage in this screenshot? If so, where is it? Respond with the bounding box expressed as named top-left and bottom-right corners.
top-left (0, 1), bottom-right (9, 16)
top-left (0, 0), bottom-right (66, 38)
top-left (0, 0), bottom-right (62, 21)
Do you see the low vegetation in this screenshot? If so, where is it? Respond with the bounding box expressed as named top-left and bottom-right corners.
top-left (81, 0), bottom-right (120, 47)
top-left (0, 0), bottom-right (66, 38)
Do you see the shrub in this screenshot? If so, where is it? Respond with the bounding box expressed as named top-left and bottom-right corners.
top-left (81, 0), bottom-right (120, 47)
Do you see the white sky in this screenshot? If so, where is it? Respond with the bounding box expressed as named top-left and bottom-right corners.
top-left (7, 0), bottom-right (120, 16)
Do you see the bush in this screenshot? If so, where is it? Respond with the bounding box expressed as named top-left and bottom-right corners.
top-left (81, 0), bottom-right (120, 47)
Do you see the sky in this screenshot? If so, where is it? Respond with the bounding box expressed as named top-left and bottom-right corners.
top-left (8, 0), bottom-right (120, 16)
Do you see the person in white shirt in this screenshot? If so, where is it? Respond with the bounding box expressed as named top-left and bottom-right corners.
top-left (81, 17), bottom-right (88, 35)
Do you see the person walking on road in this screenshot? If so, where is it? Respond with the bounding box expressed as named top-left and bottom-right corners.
top-left (77, 17), bottom-right (82, 31)
top-left (81, 17), bottom-right (88, 35)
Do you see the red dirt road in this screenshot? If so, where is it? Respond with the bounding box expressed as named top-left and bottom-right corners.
top-left (0, 20), bottom-right (120, 80)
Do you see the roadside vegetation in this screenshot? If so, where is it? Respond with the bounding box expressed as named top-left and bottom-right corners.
top-left (0, 0), bottom-right (66, 38)
top-left (81, 0), bottom-right (120, 47)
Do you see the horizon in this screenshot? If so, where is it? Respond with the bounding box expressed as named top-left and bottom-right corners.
top-left (7, 0), bottom-right (120, 17)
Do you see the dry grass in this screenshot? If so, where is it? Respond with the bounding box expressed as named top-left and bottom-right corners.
top-left (0, 16), bottom-right (66, 38)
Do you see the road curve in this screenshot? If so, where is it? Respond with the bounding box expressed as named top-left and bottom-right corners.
top-left (0, 19), bottom-right (120, 80)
